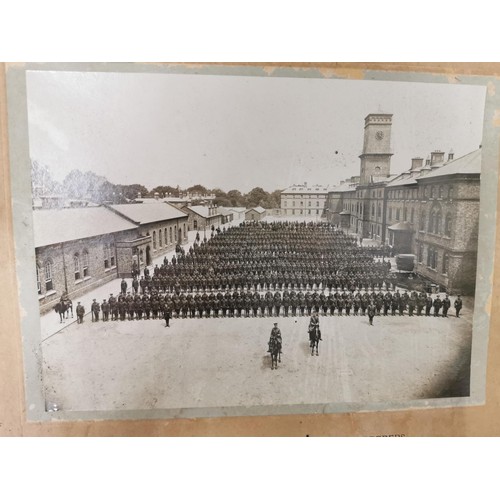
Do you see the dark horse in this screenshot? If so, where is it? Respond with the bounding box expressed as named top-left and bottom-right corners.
top-left (309, 325), bottom-right (321, 356)
top-left (269, 337), bottom-right (282, 370)
top-left (54, 300), bottom-right (73, 323)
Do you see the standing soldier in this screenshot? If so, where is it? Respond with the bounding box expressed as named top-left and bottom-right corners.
top-left (454, 295), bottom-right (463, 318)
top-left (425, 294), bottom-right (433, 316)
top-left (408, 294), bottom-right (416, 317)
top-left (101, 299), bottom-right (110, 321)
top-left (433, 295), bottom-right (442, 317)
top-left (120, 278), bottom-right (127, 295)
top-left (367, 301), bottom-right (376, 326)
top-left (108, 294), bottom-right (116, 320)
top-left (91, 299), bottom-right (100, 322)
top-left (76, 302), bottom-right (85, 323)
top-left (119, 300), bottom-right (127, 321)
top-left (132, 276), bottom-right (139, 294)
top-left (163, 303), bottom-right (171, 327)
top-left (416, 293), bottom-right (425, 316)
top-left (442, 294), bottom-right (451, 318)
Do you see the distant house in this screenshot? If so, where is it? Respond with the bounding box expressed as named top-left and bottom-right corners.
top-left (217, 207), bottom-right (234, 224)
top-left (220, 206), bottom-right (247, 221)
top-left (245, 206), bottom-right (266, 221)
top-left (181, 205), bottom-right (222, 231)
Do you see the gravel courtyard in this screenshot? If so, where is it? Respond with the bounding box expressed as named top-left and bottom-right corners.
top-left (41, 308), bottom-right (472, 413)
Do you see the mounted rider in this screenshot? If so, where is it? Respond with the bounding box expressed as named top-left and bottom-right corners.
top-left (308, 312), bottom-right (322, 343)
top-left (268, 322), bottom-right (282, 353)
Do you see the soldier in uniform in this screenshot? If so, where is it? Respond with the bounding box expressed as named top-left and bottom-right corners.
top-left (268, 322), bottom-right (282, 354)
top-left (454, 295), bottom-right (463, 318)
top-left (433, 295), bottom-right (442, 317)
top-left (91, 299), bottom-right (100, 322)
top-left (120, 278), bottom-right (127, 295)
top-left (119, 300), bottom-right (127, 321)
top-left (408, 294), bottom-right (416, 317)
top-left (101, 299), bottom-right (110, 321)
top-left (76, 302), bottom-right (85, 323)
top-left (132, 276), bottom-right (139, 294)
top-left (442, 294), bottom-right (451, 317)
top-left (367, 301), bottom-right (376, 326)
top-left (163, 303), bottom-right (171, 327)
top-left (425, 294), bottom-right (433, 316)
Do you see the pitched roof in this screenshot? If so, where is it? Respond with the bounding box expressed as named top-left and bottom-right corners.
top-left (185, 205), bottom-right (221, 218)
top-left (421, 148), bottom-right (481, 180)
top-left (219, 206), bottom-right (247, 213)
top-left (246, 206), bottom-right (266, 214)
top-left (109, 203), bottom-right (188, 224)
top-left (33, 206), bottom-right (138, 248)
top-left (388, 221), bottom-right (413, 231)
top-left (281, 184), bottom-right (329, 194)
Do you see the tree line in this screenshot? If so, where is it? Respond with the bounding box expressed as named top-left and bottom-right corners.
top-left (31, 162), bottom-right (282, 209)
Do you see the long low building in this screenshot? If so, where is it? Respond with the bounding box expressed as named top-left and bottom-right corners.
top-left (34, 203), bottom-right (189, 313)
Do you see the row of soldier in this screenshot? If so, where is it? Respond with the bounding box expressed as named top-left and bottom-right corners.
top-left (82, 288), bottom-right (464, 322)
top-left (122, 222), bottom-right (393, 294)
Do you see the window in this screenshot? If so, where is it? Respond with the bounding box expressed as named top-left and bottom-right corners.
top-left (316, 201), bottom-right (319, 207)
top-left (175, 226), bottom-right (178, 241)
top-left (403, 207), bottom-right (407, 221)
top-left (420, 210), bottom-right (426, 231)
top-left (36, 265), bottom-right (42, 294)
top-left (445, 213), bottom-right (452, 236)
top-left (184, 224), bottom-right (186, 237)
top-left (169, 227), bottom-right (173, 243)
top-left (377, 204), bottom-right (381, 217)
top-left (82, 250), bottom-right (89, 277)
top-left (410, 207), bottom-right (414, 223)
top-left (449, 186), bottom-right (454, 199)
top-left (308, 210), bottom-right (311, 215)
top-left (430, 186), bottom-right (435, 199)
top-left (153, 231), bottom-right (157, 250)
top-left (308, 201), bottom-right (311, 207)
top-left (74, 253), bottom-right (81, 281)
top-left (159, 229), bottom-right (163, 247)
top-left (389, 207), bottom-right (392, 220)
top-left (396, 208), bottom-right (400, 221)
top-left (292, 201), bottom-right (295, 207)
top-left (442, 253), bottom-right (449, 274)
top-left (427, 247), bottom-right (437, 269)
top-left (429, 212), bottom-right (435, 233)
top-left (45, 260), bottom-right (53, 291)
top-left (424, 186), bottom-right (428, 198)
top-left (439, 185), bottom-right (444, 198)
top-left (371, 204), bottom-right (375, 216)
top-left (104, 244), bottom-right (110, 269)
top-left (435, 211), bottom-right (442, 234)
top-left (418, 244), bottom-right (423, 263)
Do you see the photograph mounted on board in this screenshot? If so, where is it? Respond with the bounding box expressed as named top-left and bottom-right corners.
top-left (7, 64), bottom-right (496, 421)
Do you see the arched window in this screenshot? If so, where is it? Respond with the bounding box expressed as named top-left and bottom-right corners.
top-left (82, 250), bottom-right (90, 277)
top-left (45, 260), bottom-right (54, 291)
top-left (445, 213), bottom-right (452, 236)
top-left (174, 226), bottom-right (177, 241)
top-left (153, 230), bottom-right (157, 250)
top-left (74, 253), bottom-right (81, 281)
top-left (442, 253), bottom-right (449, 274)
top-left (36, 265), bottom-right (42, 294)
top-left (435, 210), bottom-right (442, 234)
top-left (429, 212), bottom-right (435, 233)
top-left (169, 227), bottom-right (173, 243)
top-left (159, 229), bottom-right (162, 248)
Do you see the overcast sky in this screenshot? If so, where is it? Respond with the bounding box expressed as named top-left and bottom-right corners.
top-left (26, 70), bottom-right (486, 193)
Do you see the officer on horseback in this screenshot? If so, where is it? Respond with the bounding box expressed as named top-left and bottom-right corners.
top-left (268, 322), bottom-right (282, 354)
top-left (308, 312), bottom-right (322, 343)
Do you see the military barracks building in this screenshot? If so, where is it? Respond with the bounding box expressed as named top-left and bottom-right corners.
top-left (280, 183), bottom-right (329, 217)
top-left (34, 203), bottom-right (189, 313)
top-left (180, 204), bottom-right (222, 231)
top-left (325, 113), bottom-right (481, 295)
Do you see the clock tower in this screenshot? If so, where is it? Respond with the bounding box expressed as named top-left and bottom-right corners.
top-left (359, 113), bottom-right (393, 184)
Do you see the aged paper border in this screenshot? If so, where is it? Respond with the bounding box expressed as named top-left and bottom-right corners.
top-left (1, 62), bottom-right (500, 435)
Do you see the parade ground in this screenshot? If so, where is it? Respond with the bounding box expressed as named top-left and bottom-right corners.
top-left (41, 304), bottom-right (473, 413)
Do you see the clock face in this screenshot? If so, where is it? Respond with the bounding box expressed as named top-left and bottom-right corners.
top-left (375, 131), bottom-right (384, 140)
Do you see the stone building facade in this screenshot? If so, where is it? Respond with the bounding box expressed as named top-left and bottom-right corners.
top-left (280, 184), bottom-right (329, 216)
top-left (325, 112), bottom-right (482, 294)
top-left (180, 205), bottom-right (222, 232)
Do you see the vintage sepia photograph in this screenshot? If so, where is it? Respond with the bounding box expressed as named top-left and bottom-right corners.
top-left (9, 65), bottom-right (495, 420)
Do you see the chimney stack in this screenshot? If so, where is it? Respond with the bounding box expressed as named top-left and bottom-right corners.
top-left (448, 149), bottom-right (454, 162)
top-left (411, 157), bottom-right (424, 171)
top-left (430, 150), bottom-right (445, 166)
